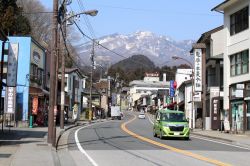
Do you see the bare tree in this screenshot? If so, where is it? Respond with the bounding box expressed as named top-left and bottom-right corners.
top-left (17, 0), bottom-right (52, 43)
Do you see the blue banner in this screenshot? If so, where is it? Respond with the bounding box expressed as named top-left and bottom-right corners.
top-left (170, 80), bottom-right (175, 97)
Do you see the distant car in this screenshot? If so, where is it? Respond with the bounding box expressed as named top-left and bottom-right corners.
top-left (138, 112), bottom-right (146, 119)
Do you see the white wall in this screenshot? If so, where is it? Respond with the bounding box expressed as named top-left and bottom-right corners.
top-left (211, 29), bottom-right (225, 57)
top-left (175, 69), bottom-right (192, 89)
top-left (223, 0), bottom-right (250, 110)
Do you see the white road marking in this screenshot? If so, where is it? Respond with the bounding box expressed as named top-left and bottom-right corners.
top-left (146, 113), bottom-right (154, 125)
top-left (145, 113), bottom-right (250, 150)
top-left (191, 135), bottom-right (250, 150)
top-left (75, 121), bottom-right (108, 166)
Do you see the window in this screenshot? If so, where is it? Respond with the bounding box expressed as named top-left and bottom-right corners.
top-left (230, 50), bottom-right (249, 76)
top-left (230, 6), bottom-right (249, 35)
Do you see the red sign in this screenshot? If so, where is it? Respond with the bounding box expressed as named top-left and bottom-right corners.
top-left (173, 81), bottom-right (177, 89)
top-left (32, 97), bottom-right (38, 115)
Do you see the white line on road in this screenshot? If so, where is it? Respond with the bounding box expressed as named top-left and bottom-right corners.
top-left (146, 113), bottom-right (250, 150)
top-left (191, 135), bottom-right (250, 150)
top-left (75, 121), bottom-right (108, 166)
top-left (146, 113), bottom-right (154, 125)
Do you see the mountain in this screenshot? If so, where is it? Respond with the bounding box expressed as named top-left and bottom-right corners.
top-left (76, 31), bottom-right (194, 67)
top-left (111, 54), bottom-right (155, 71)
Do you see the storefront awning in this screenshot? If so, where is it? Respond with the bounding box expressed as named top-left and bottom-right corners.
top-left (29, 87), bottom-right (45, 97)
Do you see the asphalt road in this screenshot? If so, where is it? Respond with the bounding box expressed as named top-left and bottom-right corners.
top-left (67, 111), bottom-right (250, 166)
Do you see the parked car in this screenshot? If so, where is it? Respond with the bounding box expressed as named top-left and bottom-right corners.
top-left (153, 108), bottom-right (190, 140)
top-left (138, 112), bottom-right (146, 119)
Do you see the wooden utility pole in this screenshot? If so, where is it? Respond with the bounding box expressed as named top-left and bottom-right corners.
top-left (48, 0), bottom-right (58, 146)
top-left (60, 2), bottom-right (66, 129)
top-left (89, 40), bottom-right (95, 121)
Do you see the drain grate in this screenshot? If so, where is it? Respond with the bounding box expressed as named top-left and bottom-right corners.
top-left (0, 154), bottom-right (11, 158)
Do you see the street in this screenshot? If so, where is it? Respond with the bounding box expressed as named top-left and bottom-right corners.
top-left (65, 112), bottom-right (250, 166)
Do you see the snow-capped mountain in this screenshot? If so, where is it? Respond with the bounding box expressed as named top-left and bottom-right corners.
top-left (76, 31), bottom-right (194, 67)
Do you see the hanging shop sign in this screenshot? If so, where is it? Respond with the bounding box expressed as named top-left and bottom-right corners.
top-left (194, 49), bottom-right (202, 92)
top-left (170, 80), bottom-right (175, 97)
top-left (32, 96), bottom-right (39, 115)
top-left (4, 87), bottom-right (16, 114)
top-left (7, 43), bottom-right (19, 87)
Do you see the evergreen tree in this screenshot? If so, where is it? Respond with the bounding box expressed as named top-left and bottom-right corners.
top-left (0, 0), bottom-right (31, 35)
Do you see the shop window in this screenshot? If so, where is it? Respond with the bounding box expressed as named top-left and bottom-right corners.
top-left (230, 50), bottom-right (249, 76)
top-left (230, 6), bottom-right (249, 35)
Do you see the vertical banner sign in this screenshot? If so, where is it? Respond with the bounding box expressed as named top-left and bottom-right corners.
top-left (32, 97), bottom-right (38, 115)
top-left (170, 80), bottom-right (175, 97)
top-left (4, 87), bottom-right (16, 114)
top-left (194, 49), bottom-right (202, 92)
top-left (7, 43), bottom-right (19, 87)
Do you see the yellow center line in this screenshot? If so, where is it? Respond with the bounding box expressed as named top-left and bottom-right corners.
top-left (121, 114), bottom-right (232, 166)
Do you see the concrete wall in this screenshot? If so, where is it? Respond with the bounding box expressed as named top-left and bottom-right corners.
top-left (211, 29), bottom-right (225, 57)
top-left (175, 69), bottom-right (192, 89)
top-left (223, 0), bottom-right (250, 110)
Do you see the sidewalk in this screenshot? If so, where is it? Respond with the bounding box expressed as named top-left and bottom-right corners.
top-left (0, 120), bottom-right (83, 166)
top-left (192, 129), bottom-right (250, 148)
top-left (0, 118), bottom-right (107, 166)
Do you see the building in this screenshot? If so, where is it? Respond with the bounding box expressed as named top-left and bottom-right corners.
top-left (212, 0), bottom-right (250, 133)
top-left (129, 72), bottom-right (170, 111)
top-left (174, 69), bottom-right (195, 128)
top-left (62, 68), bottom-right (86, 120)
top-left (1, 37), bottom-right (49, 127)
top-left (191, 26), bottom-right (225, 130)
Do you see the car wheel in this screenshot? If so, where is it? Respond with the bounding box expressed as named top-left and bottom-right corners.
top-left (184, 137), bottom-right (190, 141)
top-left (153, 129), bottom-right (157, 137)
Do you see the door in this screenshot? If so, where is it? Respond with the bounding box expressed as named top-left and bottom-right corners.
top-left (211, 97), bottom-right (221, 130)
top-left (231, 101), bottom-right (244, 132)
top-left (246, 102), bottom-right (250, 130)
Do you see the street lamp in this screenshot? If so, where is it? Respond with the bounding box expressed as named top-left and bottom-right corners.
top-left (62, 10), bottom-right (98, 25)
top-left (172, 56), bottom-right (194, 129)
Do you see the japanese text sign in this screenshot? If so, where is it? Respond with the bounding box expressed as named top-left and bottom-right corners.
top-left (4, 87), bottom-right (16, 114)
top-left (194, 49), bottom-right (202, 92)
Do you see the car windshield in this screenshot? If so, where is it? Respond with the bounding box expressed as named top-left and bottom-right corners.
top-left (161, 112), bottom-right (186, 122)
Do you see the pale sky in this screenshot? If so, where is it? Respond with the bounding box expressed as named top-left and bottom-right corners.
top-left (40, 0), bottom-right (224, 41)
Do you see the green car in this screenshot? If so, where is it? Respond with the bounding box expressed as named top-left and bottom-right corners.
top-left (153, 109), bottom-right (190, 140)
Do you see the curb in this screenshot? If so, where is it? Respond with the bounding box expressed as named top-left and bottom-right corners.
top-left (55, 119), bottom-right (109, 150)
top-left (55, 122), bottom-right (86, 151)
top-left (191, 132), bottom-right (234, 143)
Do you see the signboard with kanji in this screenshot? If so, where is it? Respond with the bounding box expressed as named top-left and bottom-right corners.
top-left (4, 87), bottom-right (16, 114)
top-left (170, 80), bottom-right (175, 97)
top-left (194, 49), bottom-right (202, 92)
top-left (7, 43), bottom-right (19, 87)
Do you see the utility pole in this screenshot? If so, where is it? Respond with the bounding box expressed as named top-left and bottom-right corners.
top-left (60, 1), bottom-right (66, 129)
top-left (48, 0), bottom-right (58, 146)
top-left (89, 40), bottom-right (95, 121)
top-left (0, 41), bottom-right (5, 132)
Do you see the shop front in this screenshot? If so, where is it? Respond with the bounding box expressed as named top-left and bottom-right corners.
top-left (229, 83), bottom-right (250, 133)
top-left (29, 87), bottom-right (49, 127)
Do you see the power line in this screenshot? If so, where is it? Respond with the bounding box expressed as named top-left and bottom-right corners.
top-left (59, 24), bottom-right (89, 73)
top-left (76, 0), bottom-right (96, 39)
